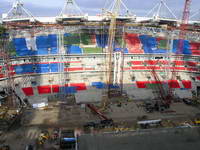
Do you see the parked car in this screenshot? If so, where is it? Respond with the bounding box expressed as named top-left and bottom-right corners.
top-left (183, 99), bottom-right (192, 105)
top-left (25, 144), bottom-right (34, 150)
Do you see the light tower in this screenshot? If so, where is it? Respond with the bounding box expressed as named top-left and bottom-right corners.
top-left (2, 0), bottom-right (35, 22)
top-left (146, 0), bottom-right (177, 20)
top-left (59, 0), bottom-right (83, 17)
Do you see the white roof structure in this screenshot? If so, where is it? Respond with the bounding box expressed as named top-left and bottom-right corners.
top-left (2, 0), bottom-right (35, 22)
top-left (57, 0), bottom-right (85, 20)
top-left (190, 9), bottom-right (200, 21)
top-left (146, 0), bottom-right (177, 21)
top-left (103, 0), bottom-right (136, 20)
top-left (104, 0), bottom-right (134, 16)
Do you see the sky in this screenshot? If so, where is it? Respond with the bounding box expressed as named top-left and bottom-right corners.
top-left (0, 0), bottom-right (200, 19)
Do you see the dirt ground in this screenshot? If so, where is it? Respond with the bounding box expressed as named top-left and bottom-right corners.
top-left (1, 101), bottom-right (200, 150)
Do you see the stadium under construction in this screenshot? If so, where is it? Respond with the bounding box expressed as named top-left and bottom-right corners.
top-left (1, 0), bottom-right (200, 149)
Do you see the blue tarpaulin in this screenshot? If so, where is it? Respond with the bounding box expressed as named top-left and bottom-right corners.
top-left (35, 64), bottom-right (49, 73)
top-left (172, 39), bottom-right (192, 54)
top-left (36, 36), bottom-right (50, 49)
top-left (114, 48), bottom-right (128, 53)
top-left (108, 84), bottom-right (120, 89)
top-left (13, 38), bottom-right (28, 51)
top-left (14, 64), bottom-right (34, 74)
top-left (50, 63), bottom-right (58, 72)
top-left (96, 34), bottom-right (108, 48)
top-left (67, 45), bottom-right (82, 54)
top-left (92, 82), bottom-right (106, 89)
top-left (139, 35), bottom-right (167, 54)
top-left (48, 34), bottom-right (57, 47)
top-left (60, 86), bottom-right (77, 94)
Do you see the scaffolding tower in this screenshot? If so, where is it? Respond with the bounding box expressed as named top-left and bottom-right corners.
top-left (0, 27), bottom-right (16, 107)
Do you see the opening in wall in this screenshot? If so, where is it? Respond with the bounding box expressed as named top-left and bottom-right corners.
top-left (197, 86), bottom-right (200, 97)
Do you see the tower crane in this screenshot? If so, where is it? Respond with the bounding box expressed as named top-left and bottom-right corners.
top-left (169, 0), bottom-right (191, 99)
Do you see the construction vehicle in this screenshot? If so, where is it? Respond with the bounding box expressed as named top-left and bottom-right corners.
top-left (84, 104), bottom-right (114, 129)
top-left (37, 130), bottom-right (50, 145)
top-left (59, 129), bottom-right (76, 149)
top-left (0, 145), bottom-right (10, 150)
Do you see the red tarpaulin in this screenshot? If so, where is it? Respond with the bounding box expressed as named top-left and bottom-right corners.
top-left (22, 87), bottom-right (34, 96)
top-left (70, 83), bottom-right (87, 90)
top-left (125, 33), bottom-right (144, 53)
top-left (182, 80), bottom-right (192, 89)
top-left (150, 81), bottom-right (163, 84)
top-left (173, 61), bottom-right (184, 66)
top-left (0, 74), bottom-right (4, 78)
top-left (168, 80), bottom-right (180, 88)
top-left (144, 60), bottom-right (157, 65)
top-left (130, 61), bottom-right (143, 65)
top-left (190, 42), bottom-right (200, 55)
top-left (186, 61), bottom-right (197, 67)
top-left (136, 81), bottom-right (150, 88)
top-left (38, 85), bottom-right (51, 94)
top-left (52, 85), bottom-right (60, 93)
top-left (132, 66), bottom-right (146, 70)
top-left (187, 68), bottom-right (198, 72)
top-left (196, 76), bottom-right (200, 80)
top-left (65, 67), bottom-right (83, 71)
top-left (146, 66), bottom-right (161, 70)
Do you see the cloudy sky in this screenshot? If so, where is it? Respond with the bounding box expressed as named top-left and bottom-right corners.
top-left (0, 0), bottom-right (199, 19)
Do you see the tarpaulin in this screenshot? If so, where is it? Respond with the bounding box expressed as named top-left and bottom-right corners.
top-left (80, 33), bottom-right (93, 45)
top-left (13, 38), bottom-right (28, 51)
top-left (37, 85), bottom-right (51, 94)
top-left (190, 42), bottom-right (200, 55)
top-left (108, 84), bottom-right (120, 89)
top-left (114, 48), bottom-right (128, 53)
top-left (125, 33), bottom-right (143, 54)
top-left (132, 66), bottom-right (146, 70)
top-left (70, 83), bottom-right (87, 91)
top-left (35, 64), bottom-right (49, 73)
top-left (157, 38), bottom-right (168, 49)
top-left (136, 81), bottom-right (150, 88)
top-left (48, 34), bottom-right (57, 47)
top-left (64, 33), bottom-right (80, 45)
top-left (182, 80), bottom-right (192, 89)
top-left (60, 86), bottom-right (77, 94)
top-left (14, 64), bottom-right (34, 74)
top-left (0, 74), bottom-right (4, 78)
top-left (130, 61), bottom-right (143, 65)
top-left (168, 80), bottom-right (180, 88)
top-left (173, 61), bottom-right (184, 66)
top-left (67, 45), bottom-right (82, 54)
top-left (65, 67), bottom-right (83, 72)
top-left (172, 39), bottom-right (191, 54)
top-left (36, 36), bottom-right (50, 49)
top-left (186, 61), bottom-right (197, 67)
top-left (139, 35), bottom-right (167, 54)
top-left (22, 87), bottom-right (34, 96)
top-left (96, 34), bottom-right (108, 48)
top-left (92, 82), bottom-right (106, 89)
top-left (52, 85), bottom-right (60, 93)
top-left (196, 76), bottom-right (200, 80)
top-left (50, 63), bottom-right (58, 72)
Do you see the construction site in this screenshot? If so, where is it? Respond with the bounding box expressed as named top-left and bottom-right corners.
top-left (0, 0), bottom-right (200, 149)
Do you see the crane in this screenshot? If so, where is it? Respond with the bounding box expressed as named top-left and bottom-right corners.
top-left (169, 0), bottom-right (191, 100)
top-left (101, 0), bottom-right (121, 110)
